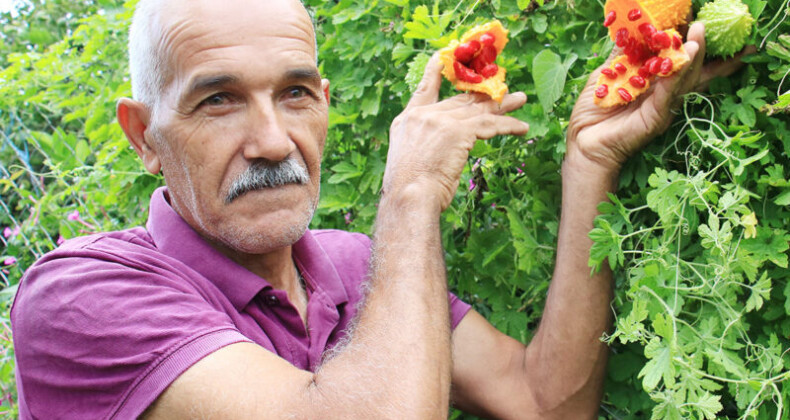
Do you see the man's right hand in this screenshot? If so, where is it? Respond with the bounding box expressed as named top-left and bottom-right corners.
top-left (383, 53), bottom-right (529, 211)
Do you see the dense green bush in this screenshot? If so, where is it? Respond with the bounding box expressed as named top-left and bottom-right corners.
top-left (1, 0), bottom-right (788, 418)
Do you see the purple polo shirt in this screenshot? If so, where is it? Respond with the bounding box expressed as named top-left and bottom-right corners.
top-left (11, 187), bottom-right (471, 419)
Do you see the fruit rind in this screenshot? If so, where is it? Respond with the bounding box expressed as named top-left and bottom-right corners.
top-left (696, 0), bottom-right (755, 57)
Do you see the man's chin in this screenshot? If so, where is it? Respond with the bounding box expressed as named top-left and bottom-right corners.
top-left (215, 204), bottom-right (316, 255)
top-left (217, 222), bottom-right (309, 256)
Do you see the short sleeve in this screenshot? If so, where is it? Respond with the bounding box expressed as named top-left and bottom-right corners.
top-left (11, 241), bottom-right (251, 419)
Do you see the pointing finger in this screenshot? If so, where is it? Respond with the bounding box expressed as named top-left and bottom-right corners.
top-left (407, 53), bottom-right (444, 108)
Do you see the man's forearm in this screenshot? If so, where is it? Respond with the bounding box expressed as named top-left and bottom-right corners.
top-left (312, 189), bottom-right (452, 418)
top-left (523, 150), bottom-right (617, 413)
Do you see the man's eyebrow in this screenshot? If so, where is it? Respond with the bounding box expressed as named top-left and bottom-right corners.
top-left (181, 74), bottom-right (240, 102)
top-left (285, 68), bottom-right (322, 84)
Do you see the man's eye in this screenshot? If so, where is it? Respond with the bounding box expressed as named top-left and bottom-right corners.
top-left (286, 87), bottom-right (311, 99)
top-left (200, 93), bottom-right (231, 107)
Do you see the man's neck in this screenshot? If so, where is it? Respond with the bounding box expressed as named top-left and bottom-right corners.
top-left (209, 238), bottom-right (309, 324)
top-left (213, 241), bottom-right (298, 290)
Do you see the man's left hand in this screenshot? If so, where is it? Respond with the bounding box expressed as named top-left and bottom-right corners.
top-left (566, 22), bottom-right (750, 176)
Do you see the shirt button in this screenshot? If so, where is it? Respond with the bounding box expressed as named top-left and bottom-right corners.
top-left (264, 294), bottom-right (280, 307)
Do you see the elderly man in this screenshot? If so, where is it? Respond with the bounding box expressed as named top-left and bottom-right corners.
top-left (11, 0), bottom-right (741, 418)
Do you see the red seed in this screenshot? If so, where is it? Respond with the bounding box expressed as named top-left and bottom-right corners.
top-left (470, 55), bottom-right (487, 74)
top-left (614, 63), bottom-right (627, 74)
top-left (479, 44), bottom-right (498, 64)
top-left (629, 75), bottom-right (646, 88)
top-left (454, 40), bottom-right (480, 63)
top-left (595, 84), bottom-right (609, 98)
top-left (638, 65), bottom-right (651, 78)
top-left (601, 68), bottom-right (618, 79)
top-left (647, 56), bottom-right (663, 74)
top-left (623, 37), bottom-right (638, 57)
top-left (651, 31), bottom-right (672, 50)
top-left (627, 8), bottom-right (642, 21)
top-left (625, 39), bottom-right (649, 64)
top-left (604, 11), bottom-right (617, 27)
top-left (672, 35), bottom-right (683, 50)
top-left (638, 23), bottom-right (657, 38)
top-left (480, 32), bottom-right (496, 47)
top-left (618, 88), bottom-right (633, 102)
top-left (479, 63), bottom-right (499, 78)
top-left (453, 61), bottom-right (483, 83)
top-left (660, 57), bottom-right (673, 74)
top-left (615, 28), bottom-right (630, 47)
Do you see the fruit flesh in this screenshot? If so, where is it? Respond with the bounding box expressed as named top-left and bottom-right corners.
top-left (439, 20), bottom-right (509, 102)
top-left (595, 0), bottom-right (691, 108)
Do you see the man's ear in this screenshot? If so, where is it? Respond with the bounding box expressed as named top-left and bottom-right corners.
top-left (116, 98), bottom-right (161, 175)
top-left (321, 79), bottom-right (330, 106)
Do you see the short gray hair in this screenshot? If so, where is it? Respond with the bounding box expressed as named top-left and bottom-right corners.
top-left (128, 0), bottom-right (167, 112)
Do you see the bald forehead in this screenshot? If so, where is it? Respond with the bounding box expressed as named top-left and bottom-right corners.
top-left (157, 0), bottom-right (316, 53)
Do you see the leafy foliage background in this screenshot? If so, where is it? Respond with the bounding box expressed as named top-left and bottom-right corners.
top-left (0, 0), bottom-right (789, 418)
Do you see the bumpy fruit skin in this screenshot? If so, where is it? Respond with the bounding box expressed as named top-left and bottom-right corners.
top-left (439, 20), bottom-right (509, 102)
top-left (604, 0), bottom-right (690, 40)
top-left (595, 0), bottom-right (692, 107)
top-left (696, 0), bottom-right (754, 57)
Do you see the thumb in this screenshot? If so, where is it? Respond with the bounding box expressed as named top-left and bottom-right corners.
top-left (407, 52), bottom-right (444, 108)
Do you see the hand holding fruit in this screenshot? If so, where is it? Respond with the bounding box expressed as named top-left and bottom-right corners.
top-left (566, 22), bottom-right (749, 176)
top-left (384, 54), bottom-right (529, 211)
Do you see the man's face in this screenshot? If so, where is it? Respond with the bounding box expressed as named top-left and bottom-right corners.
top-left (148, 0), bottom-right (328, 255)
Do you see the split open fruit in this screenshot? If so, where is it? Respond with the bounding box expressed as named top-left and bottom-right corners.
top-left (439, 20), bottom-right (509, 103)
top-left (595, 0), bottom-right (692, 107)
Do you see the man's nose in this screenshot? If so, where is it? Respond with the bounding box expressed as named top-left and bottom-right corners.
top-left (242, 100), bottom-right (296, 161)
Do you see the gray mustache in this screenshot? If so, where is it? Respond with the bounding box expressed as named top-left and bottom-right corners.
top-left (225, 158), bottom-right (310, 204)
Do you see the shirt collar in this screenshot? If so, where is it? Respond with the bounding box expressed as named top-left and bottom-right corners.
top-left (293, 231), bottom-right (349, 308)
top-left (146, 187), bottom-right (348, 310)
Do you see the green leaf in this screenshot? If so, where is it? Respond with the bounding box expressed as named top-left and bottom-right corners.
top-left (531, 14), bottom-right (548, 34)
top-left (75, 139), bottom-right (91, 164)
top-left (328, 161), bottom-right (363, 184)
top-left (405, 53), bottom-right (430, 93)
top-left (531, 49), bottom-right (576, 113)
top-left (403, 4), bottom-right (451, 41)
top-left (639, 337), bottom-right (674, 391)
top-left (745, 272), bottom-right (771, 312)
top-left (695, 393), bottom-right (723, 420)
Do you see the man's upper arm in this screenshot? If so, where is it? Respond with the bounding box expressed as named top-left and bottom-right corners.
top-left (451, 310), bottom-right (605, 420)
top-left (11, 247), bottom-right (250, 419)
top-left (450, 309), bottom-right (538, 419)
top-left (142, 342), bottom-right (317, 419)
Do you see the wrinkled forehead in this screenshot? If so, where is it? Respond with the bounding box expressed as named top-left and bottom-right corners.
top-left (155, 0), bottom-right (317, 81)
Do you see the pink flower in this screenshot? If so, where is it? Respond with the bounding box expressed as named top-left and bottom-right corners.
top-left (491, 203), bottom-right (497, 209)
top-left (472, 158), bottom-right (481, 172)
top-left (527, 140), bottom-right (534, 145)
top-left (516, 167), bottom-right (523, 174)
top-left (469, 179), bottom-right (476, 191)
top-left (3, 226), bottom-right (20, 239)
top-left (57, 235), bottom-right (66, 246)
top-left (3, 257), bottom-right (17, 266)
top-left (344, 212), bottom-right (352, 225)
top-left (67, 210), bottom-right (81, 221)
